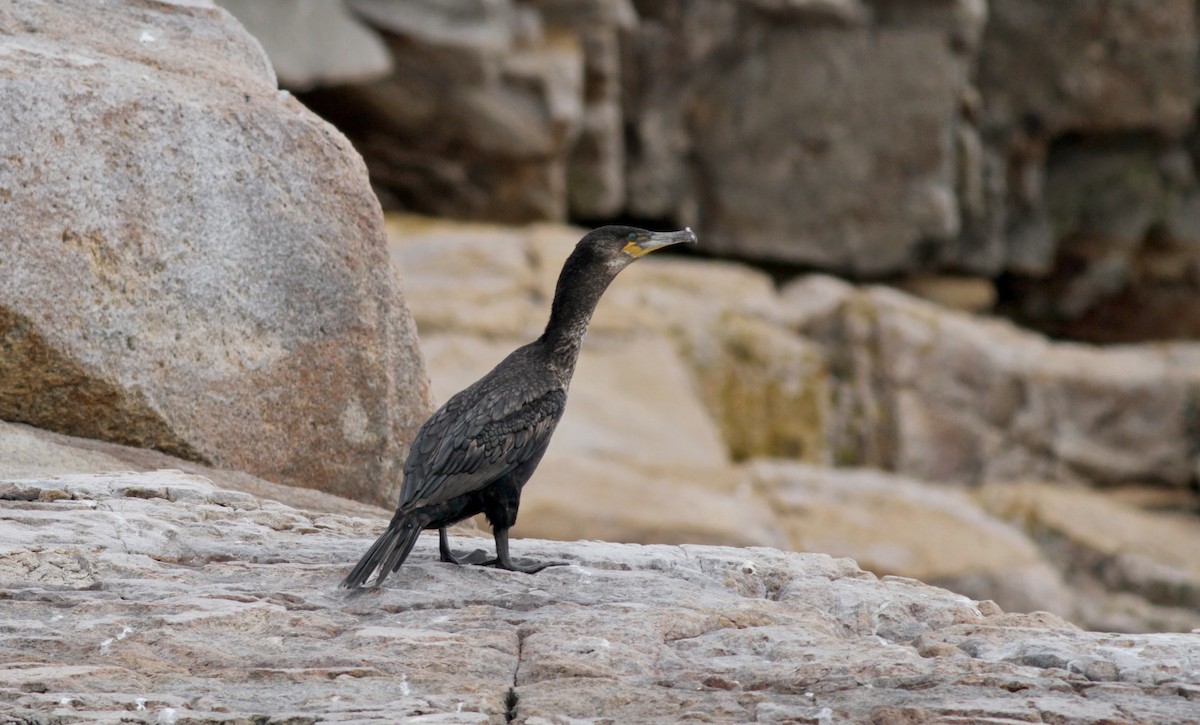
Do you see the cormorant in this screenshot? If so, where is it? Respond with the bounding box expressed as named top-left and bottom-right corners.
top-left (342, 225), bottom-right (697, 588)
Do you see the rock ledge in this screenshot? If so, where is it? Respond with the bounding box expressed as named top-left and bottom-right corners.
top-left (1, 471), bottom-right (1197, 723)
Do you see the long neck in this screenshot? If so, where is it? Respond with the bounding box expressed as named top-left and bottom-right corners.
top-left (539, 248), bottom-right (618, 377)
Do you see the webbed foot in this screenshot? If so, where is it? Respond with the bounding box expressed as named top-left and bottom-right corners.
top-left (494, 557), bottom-right (567, 574)
top-left (438, 528), bottom-right (492, 566)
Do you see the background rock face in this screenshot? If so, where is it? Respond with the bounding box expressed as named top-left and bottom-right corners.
top-left (747, 461), bottom-right (1077, 618)
top-left (0, 0), bottom-right (432, 506)
top-left (2, 471), bottom-right (1198, 724)
top-left (217, 0), bottom-right (1200, 340)
top-left (978, 0), bottom-right (1197, 137)
top-left (789, 280), bottom-right (1200, 488)
top-left (293, 0), bottom-right (590, 222)
top-left (215, 0), bottom-right (393, 90)
top-left (628, 0), bottom-right (978, 275)
top-left (978, 481), bottom-right (1200, 634)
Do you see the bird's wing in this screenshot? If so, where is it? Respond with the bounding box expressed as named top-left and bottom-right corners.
top-left (399, 383), bottom-right (567, 509)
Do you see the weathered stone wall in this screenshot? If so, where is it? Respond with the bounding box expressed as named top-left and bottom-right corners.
top-left (221, 0), bottom-right (1200, 338)
top-left (978, 0), bottom-right (1200, 340)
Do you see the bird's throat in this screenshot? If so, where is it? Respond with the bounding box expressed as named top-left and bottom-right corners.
top-left (540, 254), bottom-right (618, 377)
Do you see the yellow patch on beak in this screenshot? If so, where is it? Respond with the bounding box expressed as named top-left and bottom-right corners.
top-left (623, 241), bottom-right (650, 257)
top-left (622, 228), bottom-right (696, 257)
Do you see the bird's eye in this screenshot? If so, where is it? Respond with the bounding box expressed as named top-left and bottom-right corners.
top-left (627, 232), bottom-right (638, 242)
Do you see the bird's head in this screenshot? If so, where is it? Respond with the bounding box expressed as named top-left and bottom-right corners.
top-left (544, 225), bottom-right (699, 350)
top-left (576, 225), bottom-right (698, 274)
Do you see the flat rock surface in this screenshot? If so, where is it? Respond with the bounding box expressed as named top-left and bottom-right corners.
top-left (2, 471), bottom-right (1197, 723)
top-left (0, 419), bottom-right (386, 519)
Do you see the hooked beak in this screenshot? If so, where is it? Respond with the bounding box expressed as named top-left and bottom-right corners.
top-left (624, 227), bottom-right (698, 258)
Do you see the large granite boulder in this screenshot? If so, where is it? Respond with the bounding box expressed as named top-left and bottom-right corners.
top-left (2, 470), bottom-right (1198, 723)
top-left (0, 0), bottom-right (432, 506)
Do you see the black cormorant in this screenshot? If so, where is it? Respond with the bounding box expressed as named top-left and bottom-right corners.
top-left (342, 225), bottom-right (697, 588)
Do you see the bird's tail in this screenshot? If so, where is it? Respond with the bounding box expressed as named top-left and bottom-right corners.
top-left (341, 516), bottom-right (424, 589)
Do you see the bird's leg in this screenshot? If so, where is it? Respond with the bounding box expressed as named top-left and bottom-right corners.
top-left (490, 527), bottom-right (567, 574)
top-left (437, 528), bottom-right (462, 564)
top-left (438, 527), bottom-right (491, 566)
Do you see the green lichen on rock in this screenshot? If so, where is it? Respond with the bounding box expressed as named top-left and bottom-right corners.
top-left (689, 313), bottom-right (831, 463)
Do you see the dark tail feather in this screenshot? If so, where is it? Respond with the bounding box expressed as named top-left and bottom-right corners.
top-left (341, 517), bottom-right (424, 589)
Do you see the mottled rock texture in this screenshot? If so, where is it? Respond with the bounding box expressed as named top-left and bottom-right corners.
top-left (0, 0), bottom-right (432, 506)
top-left (277, 0), bottom-right (981, 275)
top-left (2, 471), bottom-right (1198, 723)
